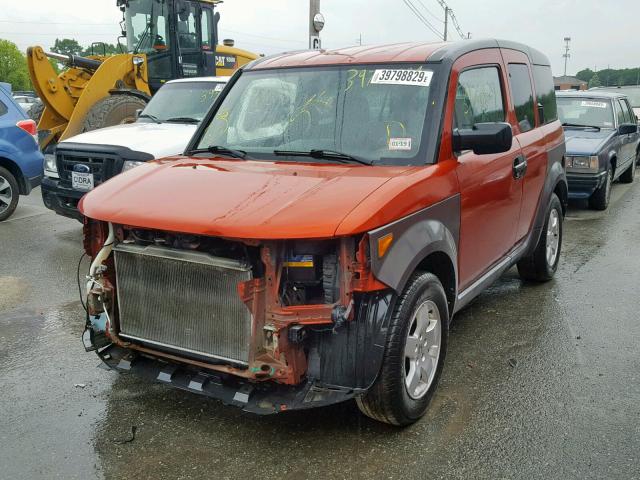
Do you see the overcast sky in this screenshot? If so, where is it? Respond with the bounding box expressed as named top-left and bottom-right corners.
top-left (1, 0), bottom-right (638, 76)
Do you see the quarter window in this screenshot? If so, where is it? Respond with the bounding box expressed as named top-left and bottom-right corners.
top-left (508, 63), bottom-right (535, 132)
top-left (454, 67), bottom-right (505, 130)
top-left (0, 99), bottom-right (7, 116)
top-left (532, 65), bottom-right (558, 124)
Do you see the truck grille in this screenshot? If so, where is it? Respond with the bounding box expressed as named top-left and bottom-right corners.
top-left (56, 150), bottom-right (119, 186)
top-left (114, 244), bottom-right (253, 365)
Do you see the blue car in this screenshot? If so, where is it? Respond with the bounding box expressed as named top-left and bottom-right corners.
top-left (557, 91), bottom-right (640, 210)
top-left (0, 82), bottom-right (44, 220)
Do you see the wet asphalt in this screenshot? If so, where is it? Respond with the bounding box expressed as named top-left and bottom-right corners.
top-left (1, 184), bottom-right (639, 480)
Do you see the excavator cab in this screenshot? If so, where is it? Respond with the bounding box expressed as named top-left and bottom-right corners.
top-left (120, 0), bottom-right (220, 92)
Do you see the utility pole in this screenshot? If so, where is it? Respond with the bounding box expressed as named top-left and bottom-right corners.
top-left (357, 33), bottom-right (362, 46)
top-left (309, 0), bottom-right (324, 50)
top-left (562, 37), bottom-right (571, 76)
top-left (443, 6), bottom-right (449, 41)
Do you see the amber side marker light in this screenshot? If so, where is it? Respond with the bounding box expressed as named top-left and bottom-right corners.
top-left (377, 233), bottom-right (394, 258)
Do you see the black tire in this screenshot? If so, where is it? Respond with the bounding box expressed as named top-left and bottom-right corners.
top-left (356, 272), bottom-right (448, 426)
top-left (589, 164), bottom-right (612, 210)
top-left (0, 166), bottom-right (19, 221)
top-left (517, 193), bottom-right (563, 282)
top-left (322, 254), bottom-right (339, 304)
top-left (82, 94), bottom-right (147, 133)
top-left (28, 102), bottom-right (45, 124)
top-left (620, 158), bottom-right (635, 184)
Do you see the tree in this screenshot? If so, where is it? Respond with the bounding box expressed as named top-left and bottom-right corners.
top-left (0, 39), bottom-right (31, 91)
top-left (82, 43), bottom-right (121, 57)
top-left (51, 38), bottom-right (83, 57)
top-left (588, 72), bottom-right (602, 89)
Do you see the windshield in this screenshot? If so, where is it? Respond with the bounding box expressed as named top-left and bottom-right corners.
top-left (594, 87), bottom-right (640, 107)
top-left (195, 65), bottom-right (435, 165)
top-left (141, 82), bottom-right (225, 122)
top-left (557, 97), bottom-right (615, 128)
top-left (125, 0), bottom-right (169, 54)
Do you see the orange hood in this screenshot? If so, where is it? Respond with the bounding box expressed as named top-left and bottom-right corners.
top-left (79, 157), bottom-right (415, 239)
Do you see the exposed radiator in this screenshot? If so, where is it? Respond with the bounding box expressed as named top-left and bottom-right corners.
top-left (113, 243), bottom-right (252, 365)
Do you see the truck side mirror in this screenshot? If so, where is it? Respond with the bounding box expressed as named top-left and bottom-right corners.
top-left (453, 122), bottom-right (513, 155)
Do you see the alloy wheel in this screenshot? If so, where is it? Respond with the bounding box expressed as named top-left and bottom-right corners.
top-left (0, 175), bottom-right (13, 214)
top-left (404, 300), bottom-right (441, 400)
top-left (546, 207), bottom-right (560, 266)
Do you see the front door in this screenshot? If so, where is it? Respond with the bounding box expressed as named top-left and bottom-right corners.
top-left (450, 50), bottom-right (525, 290)
top-left (175, 0), bottom-right (205, 77)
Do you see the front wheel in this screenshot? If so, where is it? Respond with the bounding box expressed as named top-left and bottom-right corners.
top-left (356, 272), bottom-right (448, 426)
top-left (0, 166), bottom-right (19, 221)
top-left (589, 166), bottom-right (612, 210)
top-left (517, 193), bottom-right (563, 281)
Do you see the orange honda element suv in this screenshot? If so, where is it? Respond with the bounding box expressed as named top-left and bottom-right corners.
top-left (80, 40), bottom-right (567, 426)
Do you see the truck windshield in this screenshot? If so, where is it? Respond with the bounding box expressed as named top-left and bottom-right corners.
top-left (195, 65), bottom-right (435, 165)
top-left (125, 0), bottom-right (169, 54)
top-left (557, 97), bottom-right (615, 128)
top-left (140, 82), bottom-right (225, 123)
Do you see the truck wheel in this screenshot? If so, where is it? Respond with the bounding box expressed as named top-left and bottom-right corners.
top-left (620, 158), bottom-right (635, 184)
top-left (356, 272), bottom-right (448, 426)
top-left (0, 166), bottom-right (19, 221)
top-left (517, 193), bottom-right (562, 282)
top-left (82, 94), bottom-right (147, 133)
top-left (589, 165), bottom-right (612, 210)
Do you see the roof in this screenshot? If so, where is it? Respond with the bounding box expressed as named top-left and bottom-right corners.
top-left (554, 76), bottom-right (587, 85)
top-left (247, 39), bottom-right (551, 70)
top-left (556, 90), bottom-right (626, 99)
top-left (166, 76), bottom-right (229, 84)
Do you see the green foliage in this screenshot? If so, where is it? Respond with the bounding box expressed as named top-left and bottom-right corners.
top-left (81, 43), bottom-right (121, 57)
top-left (588, 72), bottom-right (602, 89)
top-left (0, 39), bottom-right (31, 91)
top-left (51, 38), bottom-right (83, 56)
top-left (577, 67), bottom-right (640, 87)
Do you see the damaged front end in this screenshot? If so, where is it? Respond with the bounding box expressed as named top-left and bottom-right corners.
top-left (82, 220), bottom-right (396, 413)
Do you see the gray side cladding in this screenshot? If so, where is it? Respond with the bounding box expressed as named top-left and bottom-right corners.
top-left (368, 194), bottom-right (460, 294)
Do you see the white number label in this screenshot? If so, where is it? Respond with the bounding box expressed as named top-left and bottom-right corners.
top-left (72, 171), bottom-right (94, 191)
top-left (389, 137), bottom-right (412, 151)
top-left (581, 100), bottom-right (608, 109)
top-left (371, 69), bottom-right (433, 87)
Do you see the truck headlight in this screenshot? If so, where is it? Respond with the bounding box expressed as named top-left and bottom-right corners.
top-left (122, 160), bottom-right (146, 172)
top-left (567, 155), bottom-right (599, 171)
top-left (43, 153), bottom-right (58, 178)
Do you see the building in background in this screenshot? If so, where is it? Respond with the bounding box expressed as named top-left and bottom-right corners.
top-left (554, 75), bottom-right (587, 91)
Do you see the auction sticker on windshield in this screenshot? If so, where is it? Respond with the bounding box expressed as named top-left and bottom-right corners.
top-left (371, 69), bottom-right (433, 86)
top-left (581, 100), bottom-right (608, 109)
top-left (389, 138), bottom-right (412, 150)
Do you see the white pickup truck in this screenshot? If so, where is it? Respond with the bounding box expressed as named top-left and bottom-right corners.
top-left (41, 76), bottom-right (228, 220)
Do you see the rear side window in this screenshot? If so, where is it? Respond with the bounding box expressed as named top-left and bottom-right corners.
top-left (532, 65), bottom-right (558, 124)
top-left (0, 99), bottom-right (7, 116)
top-left (614, 100), bottom-right (626, 125)
top-left (508, 63), bottom-right (535, 132)
top-left (454, 67), bottom-right (505, 130)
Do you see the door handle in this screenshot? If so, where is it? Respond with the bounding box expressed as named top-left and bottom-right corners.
top-left (513, 155), bottom-right (527, 179)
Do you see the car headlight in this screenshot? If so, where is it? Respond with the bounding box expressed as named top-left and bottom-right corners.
top-left (121, 160), bottom-right (146, 172)
top-left (566, 155), bottom-right (599, 171)
top-left (43, 153), bottom-right (58, 177)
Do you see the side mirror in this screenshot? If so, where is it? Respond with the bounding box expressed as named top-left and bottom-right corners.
top-left (618, 123), bottom-right (638, 135)
top-left (453, 122), bottom-right (513, 155)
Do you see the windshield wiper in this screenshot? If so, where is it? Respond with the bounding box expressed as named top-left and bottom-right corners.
top-left (165, 116), bottom-right (200, 124)
top-left (190, 145), bottom-right (248, 159)
top-left (138, 113), bottom-right (162, 124)
top-left (273, 149), bottom-right (372, 165)
top-left (562, 122), bottom-right (601, 131)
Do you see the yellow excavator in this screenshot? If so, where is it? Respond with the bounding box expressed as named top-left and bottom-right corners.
top-left (27, 0), bottom-right (258, 151)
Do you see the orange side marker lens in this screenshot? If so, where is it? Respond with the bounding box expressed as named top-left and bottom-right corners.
top-left (377, 233), bottom-right (394, 258)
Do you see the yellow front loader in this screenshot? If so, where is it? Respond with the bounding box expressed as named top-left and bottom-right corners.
top-left (28, 0), bottom-right (258, 152)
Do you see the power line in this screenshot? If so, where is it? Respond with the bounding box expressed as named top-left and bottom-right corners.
top-left (435, 0), bottom-right (466, 40)
top-left (414, 0), bottom-right (444, 23)
top-left (403, 0), bottom-right (444, 39)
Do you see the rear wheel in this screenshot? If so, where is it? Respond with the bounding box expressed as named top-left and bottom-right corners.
top-left (356, 272), bottom-right (448, 426)
top-left (517, 193), bottom-right (563, 282)
top-left (589, 165), bottom-right (612, 211)
top-left (82, 94), bottom-right (147, 133)
top-left (620, 158), bottom-right (635, 184)
top-left (0, 166), bottom-right (19, 221)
